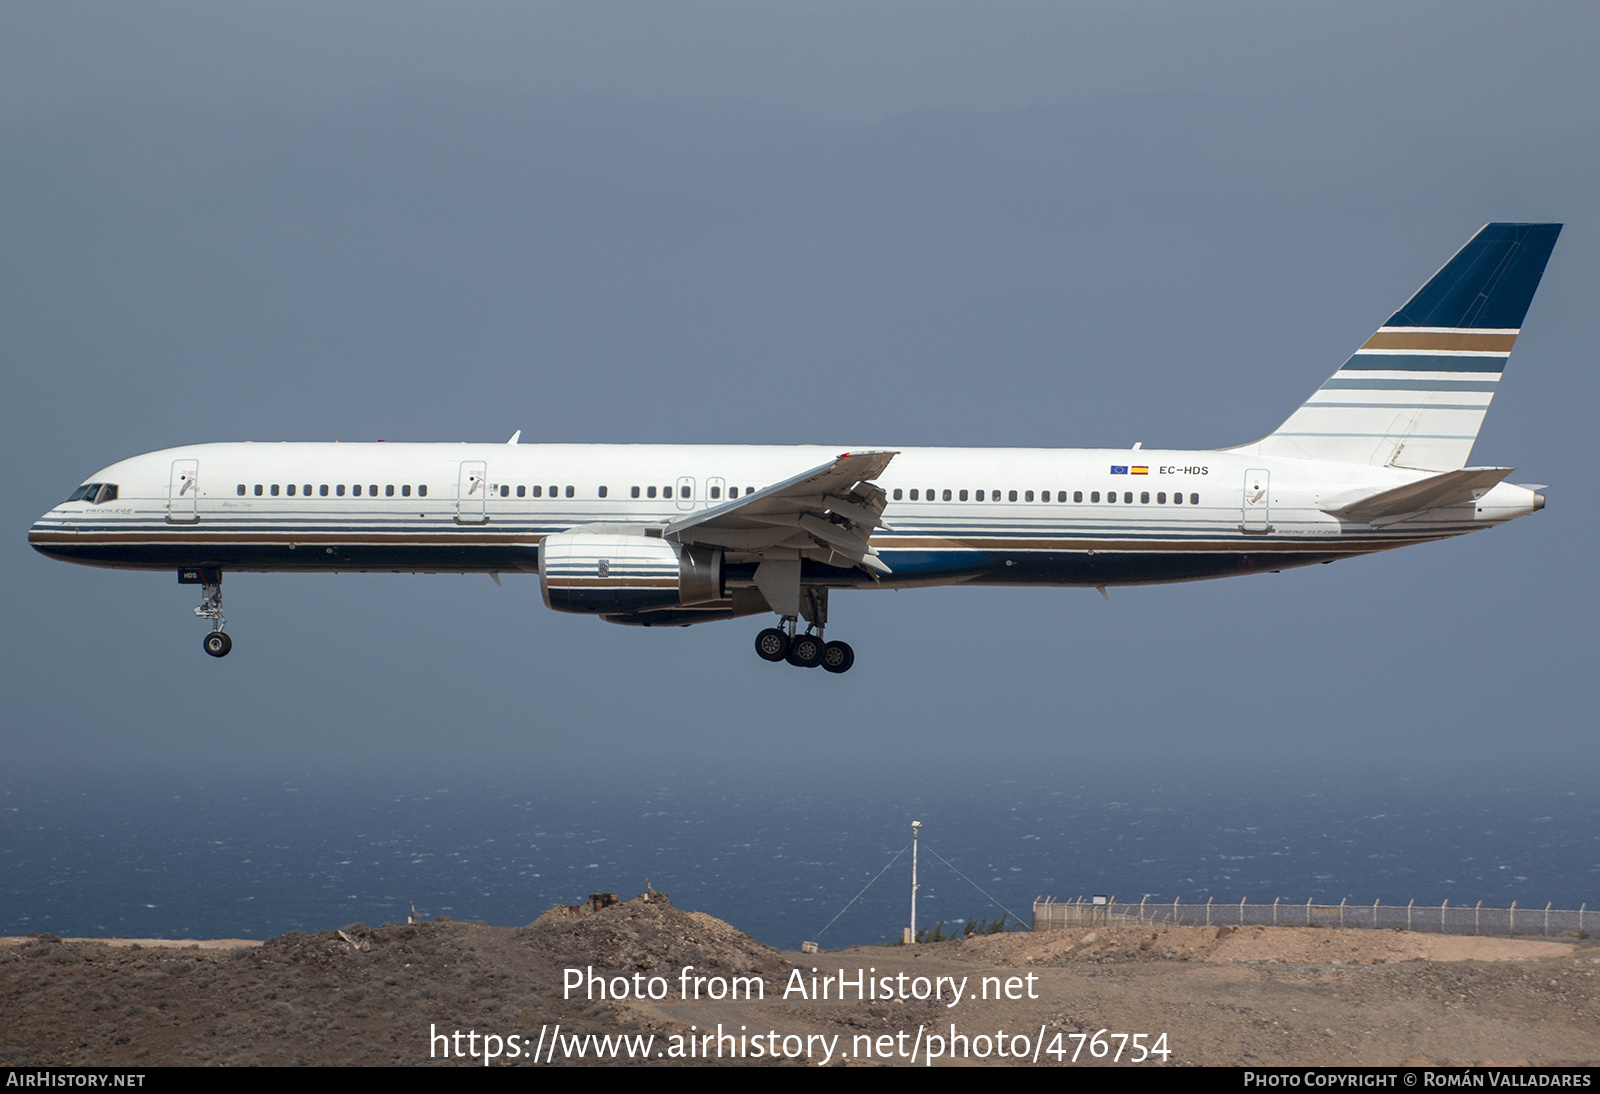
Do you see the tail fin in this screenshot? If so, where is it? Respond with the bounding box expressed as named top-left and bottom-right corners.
top-left (1233, 223), bottom-right (1561, 470)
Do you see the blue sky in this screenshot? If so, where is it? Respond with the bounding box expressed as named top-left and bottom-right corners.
top-left (4, 2), bottom-right (1597, 781)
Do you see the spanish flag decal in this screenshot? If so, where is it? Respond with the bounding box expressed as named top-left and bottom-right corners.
top-left (1131, 466), bottom-right (1149, 475)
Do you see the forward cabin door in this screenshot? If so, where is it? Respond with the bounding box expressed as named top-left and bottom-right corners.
top-left (167, 459), bottom-right (200, 523)
top-left (1242, 468), bottom-right (1271, 532)
top-left (457, 461), bottom-right (488, 524)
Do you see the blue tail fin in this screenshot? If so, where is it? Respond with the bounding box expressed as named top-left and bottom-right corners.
top-left (1235, 223), bottom-right (1561, 470)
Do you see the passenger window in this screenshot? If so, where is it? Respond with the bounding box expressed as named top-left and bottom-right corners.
top-left (1157, 492), bottom-right (1166, 504)
top-left (551, 485), bottom-right (559, 497)
top-left (893, 488), bottom-right (902, 500)
top-left (336, 484), bottom-right (345, 497)
top-left (973, 490), bottom-right (983, 502)
top-left (959, 489), bottom-right (969, 501)
top-left (320, 484), bottom-right (329, 497)
top-left (678, 485), bottom-right (689, 499)
top-left (599, 486), bottom-right (608, 498)
top-left (1124, 492), bottom-right (1133, 504)
top-left (1140, 491), bottom-right (1149, 504)
top-left (942, 489), bottom-right (952, 501)
top-left (369, 484), bottom-right (378, 496)
top-left (1190, 493), bottom-right (1199, 505)
top-left (909, 489), bottom-right (919, 500)
top-left (353, 485), bottom-right (362, 496)
top-left (497, 484), bottom-right (507, 497)
top-left (566, 486), bottom-right (575, 498)
top-left (709, 486), bottom-right (720, 499)
top-left (532, 485), bottom-right (542, 498)
top-left (419, 484), bottom-right (427, 498)
top-left (1173, 492), bottom-right (1183, 504)
top-left (303, 484), bottom-right (312, 496)
top-left (1073, 491), bottom-right (1082, 503)
top-left (271, 484), bottom-right (281, 496)
top-left (237, 484), bottom-right (246, 496)
top-left (1011, 490), bottom-right (1020, 502)
top-left (255, 485), bottom-right (264, 496)
top-left (646, 486), bottom-right (656, 498)
top-left (1106, 491), bottom-right (1115, 503)
top-left (286, 484), bottom-right (296, 496)
top-left (631, 486), bottom-right (640, 498)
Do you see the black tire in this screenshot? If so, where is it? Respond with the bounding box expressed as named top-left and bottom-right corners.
top-left (754, 628), bottom-right (789, 662)
top-left (203, 631), bottom-right (232, 658)
top-left (821, 640), bottom-right (854, 674)
top-left (787, 633), bottom-right (823, 668)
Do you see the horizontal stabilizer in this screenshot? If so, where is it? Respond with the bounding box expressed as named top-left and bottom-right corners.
top-left (1323, 467), bottom-right (1513, 522)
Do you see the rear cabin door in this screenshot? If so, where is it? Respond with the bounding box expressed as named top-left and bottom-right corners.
top-left (167, 459), bottom-right (200, 523)
top-left (1242, 468), bottom-right (1271, 532)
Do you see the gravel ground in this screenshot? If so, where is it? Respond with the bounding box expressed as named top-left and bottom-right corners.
top-left (2, 896), bottom-right (1595, 1067)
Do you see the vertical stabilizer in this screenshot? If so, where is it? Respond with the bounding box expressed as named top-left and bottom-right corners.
top-left (1234, 223), bottom-right (1560, 470)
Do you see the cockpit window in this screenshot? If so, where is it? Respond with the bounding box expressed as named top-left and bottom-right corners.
top-left (67, 483), bottom-right (118, 504)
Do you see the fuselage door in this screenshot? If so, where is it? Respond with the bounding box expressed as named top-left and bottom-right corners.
top-left (1242, 468), bottom-right (1271, 532)
top-left (457, 461), bottom-right (489, 524)
top-left (675, 476), bottom-right (696, 512)
top-left (167, 459), bottom-right (200, 523)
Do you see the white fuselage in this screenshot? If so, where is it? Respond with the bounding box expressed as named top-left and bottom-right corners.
top-left (29, 440), bottom-right (1541, 590)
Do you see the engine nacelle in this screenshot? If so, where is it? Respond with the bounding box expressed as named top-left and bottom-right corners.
top-left (539, 532), bottom-right (725, 614)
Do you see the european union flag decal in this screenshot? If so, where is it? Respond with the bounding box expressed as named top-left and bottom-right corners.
top-left (1110, 465), bottom-right (1129, 475)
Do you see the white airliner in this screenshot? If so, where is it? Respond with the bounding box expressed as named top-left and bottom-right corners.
top-left (30, 223), bottom-right (1560, 673)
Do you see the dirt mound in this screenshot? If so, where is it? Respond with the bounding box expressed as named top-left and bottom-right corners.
top-left (523, 896), bottom-right (788, 983)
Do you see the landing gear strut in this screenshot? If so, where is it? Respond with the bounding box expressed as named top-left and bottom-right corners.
top-left (752, 590), bottom-right (854, 673)
top-left (187, 569), bottom-right (232, 658)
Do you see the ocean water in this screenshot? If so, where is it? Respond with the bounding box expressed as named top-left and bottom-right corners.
top-left (3, 762), bottom-right (1596, 950)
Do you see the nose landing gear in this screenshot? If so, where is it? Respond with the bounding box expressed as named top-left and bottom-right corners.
top-left (182, 568), bottom-right (233, 658)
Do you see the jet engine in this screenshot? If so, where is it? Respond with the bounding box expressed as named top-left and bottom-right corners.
top-left (539, 532), bottom-right (725, 614)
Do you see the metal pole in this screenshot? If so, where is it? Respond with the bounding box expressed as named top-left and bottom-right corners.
top-left (909, 820), bottom-right (921, 942)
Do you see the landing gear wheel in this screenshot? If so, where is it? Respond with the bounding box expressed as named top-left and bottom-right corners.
top-left (821, 640), bottom-right (854, 674)
top-left (787, 633), bottom-right (824, 668)
top-left (754, 628), bottom-right (789, 662)
top-left (203, 631), bottom-right (233, 658)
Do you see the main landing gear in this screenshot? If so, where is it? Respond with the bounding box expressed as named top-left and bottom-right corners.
top-left (183, 568), bottom-right (233, 658)
top-left (754, 621), bottom-right (855, 674)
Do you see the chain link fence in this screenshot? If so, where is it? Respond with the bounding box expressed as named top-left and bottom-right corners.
top-left (1033, 896), bottom-right (1593, 938)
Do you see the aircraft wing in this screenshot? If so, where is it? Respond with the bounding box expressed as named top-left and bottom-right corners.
top-left (664, 450), bottom-right (898, 575)
top-left (1323, 466), bottom-right (1514, 523)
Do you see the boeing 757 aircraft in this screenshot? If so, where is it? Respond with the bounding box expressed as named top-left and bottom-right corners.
top-left (30, 223), bottom-right (1560, 673)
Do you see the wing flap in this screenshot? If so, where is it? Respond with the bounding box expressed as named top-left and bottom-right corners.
top-left (665, 450), bottom-right (898, 577)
